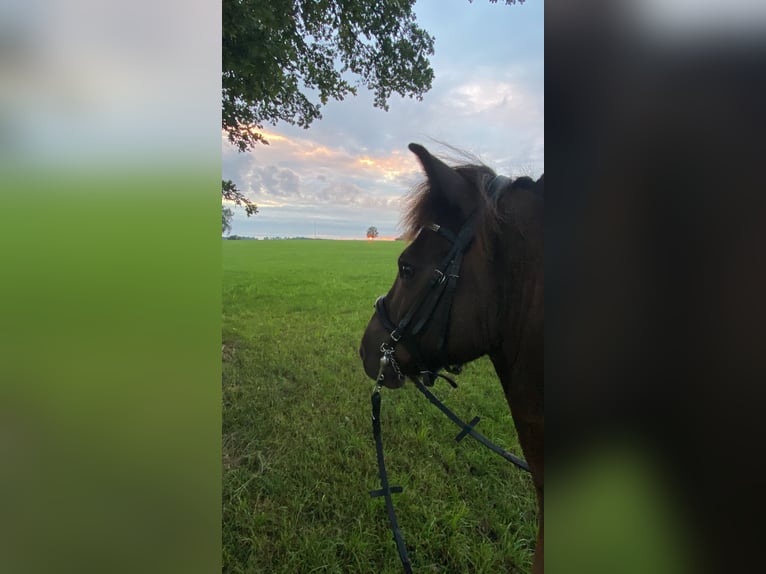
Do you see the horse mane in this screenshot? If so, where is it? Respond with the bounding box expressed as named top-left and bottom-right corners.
top-left (402, 161), bottom-right (516, 257)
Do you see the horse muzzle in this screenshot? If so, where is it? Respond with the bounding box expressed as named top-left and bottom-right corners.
top-left (359, 331), bottom-right (408, 389)
top-left (374, 344), bottom-right (407, 388)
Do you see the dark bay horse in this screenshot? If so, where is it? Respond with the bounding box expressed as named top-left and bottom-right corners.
top-left (359, 143), bottom-right (544, 573)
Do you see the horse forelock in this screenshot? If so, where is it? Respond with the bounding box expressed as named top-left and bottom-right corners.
top-left (401, 163), bottom-right (507, 257)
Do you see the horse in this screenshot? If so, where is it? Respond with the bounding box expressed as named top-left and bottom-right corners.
top-left (359, 143), bottom-right (544, 573)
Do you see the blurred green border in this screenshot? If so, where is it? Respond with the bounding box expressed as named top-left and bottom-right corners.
top-left (0, 166), bottom-right (221, 574)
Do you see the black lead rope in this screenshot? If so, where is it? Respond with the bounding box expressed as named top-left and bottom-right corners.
top-left (369, 385), bottom-right (413, 574)
top-left (413, 375), bottom-right (529, 472)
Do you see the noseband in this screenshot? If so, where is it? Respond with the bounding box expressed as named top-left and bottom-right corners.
top-left (374, 174), bottom-right (510, 384)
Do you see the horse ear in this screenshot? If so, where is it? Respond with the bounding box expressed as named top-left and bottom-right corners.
top-left (408, 143), bottom-right (473, 216)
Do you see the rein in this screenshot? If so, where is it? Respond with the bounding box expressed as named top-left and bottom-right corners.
top-left (412, 378), bottom-right (529, 471)
top-left (370, 384), bottom-right (413, 573)
top-left (369, 332), bottom-right (529, 573)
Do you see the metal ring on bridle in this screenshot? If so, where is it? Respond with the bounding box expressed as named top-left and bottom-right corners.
top-left (378, 342), bottom-right (404, 383)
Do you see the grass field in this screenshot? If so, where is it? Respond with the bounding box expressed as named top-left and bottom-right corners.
top-left (222, 239), bottom-right (537, 573)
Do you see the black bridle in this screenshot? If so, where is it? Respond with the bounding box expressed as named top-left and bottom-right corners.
top-left (374, 174), bottom-right (511, 385)
top-left (374, 221), bottom-right (473, 384)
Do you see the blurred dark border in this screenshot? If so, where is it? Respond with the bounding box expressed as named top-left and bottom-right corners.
top-left (546, 2), bottom-right (766, 572)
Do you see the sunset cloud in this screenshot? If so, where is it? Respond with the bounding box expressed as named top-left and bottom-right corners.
top-left (222, 131), bottom-right (420, 212)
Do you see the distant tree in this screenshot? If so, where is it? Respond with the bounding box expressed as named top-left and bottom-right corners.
top-left (367, 226), bottom-right (379, 239)
top-left (222, 206), bottom-right (233, 235)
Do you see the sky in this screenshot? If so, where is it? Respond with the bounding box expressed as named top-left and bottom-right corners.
top-left (221, 0), bottom-right (544, 240)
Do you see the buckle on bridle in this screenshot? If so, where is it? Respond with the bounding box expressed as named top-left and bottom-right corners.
top-left (433, 269), bottom-right (446, 284)
top-left (390, 329), bottom-right (402, 342)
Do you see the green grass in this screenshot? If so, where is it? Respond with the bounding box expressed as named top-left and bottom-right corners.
top-left (222, 239), bottom-right (537, 573)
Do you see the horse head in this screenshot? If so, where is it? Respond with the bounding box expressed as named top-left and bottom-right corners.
top-left (360, 143), bottom-right (520, 388)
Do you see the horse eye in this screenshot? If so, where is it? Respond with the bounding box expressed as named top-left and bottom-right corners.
top-left (399, 263), bottom-right (414, 279)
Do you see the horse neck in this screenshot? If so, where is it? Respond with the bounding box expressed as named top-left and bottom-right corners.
top-left (489, 189), bottom-right (544, 403)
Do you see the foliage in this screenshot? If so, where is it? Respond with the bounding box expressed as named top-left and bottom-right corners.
top-left (366, 225), bottom-right (379, 239)
top-left (222, 206), bottom-right (233, 235)
top-left (222, 0), bottom-right (436, 151)
top-left (222, 179), bottom-right (258, 216)
top-left (222, 240), bottom-right (536, 573)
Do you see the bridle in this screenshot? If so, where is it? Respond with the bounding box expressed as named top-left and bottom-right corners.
top-left (373, 174), bottom-right (511, 386)
top-left (367, 173), bottom-right (530, 574)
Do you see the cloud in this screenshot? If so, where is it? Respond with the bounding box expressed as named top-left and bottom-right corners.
top-left (222, 131), bottom-right (420, 212)
top-left (446, 80), bottom-right (540, 122)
